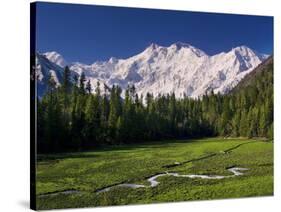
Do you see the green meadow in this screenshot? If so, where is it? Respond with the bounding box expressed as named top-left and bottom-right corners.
top-left (36, 138), bottom-right (273, 210)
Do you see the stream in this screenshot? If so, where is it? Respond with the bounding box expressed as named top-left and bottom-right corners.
top-left (96, 167), bottom-right (248, 194)
top-left (39, 142), bottom-right (253, 197)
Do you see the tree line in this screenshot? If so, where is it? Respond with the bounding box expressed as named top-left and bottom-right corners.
top-left (37, 63), bottom-right (273, 153)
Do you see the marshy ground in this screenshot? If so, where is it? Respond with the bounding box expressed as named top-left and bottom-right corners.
top-left (36, 138), bottom-right (273, 210)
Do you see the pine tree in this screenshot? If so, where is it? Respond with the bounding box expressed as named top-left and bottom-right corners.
top-left (115, 116), bottom-right (124, 144)
top-left (42, 75), bottom-right (64, 152)
top-left (86, 80), bottom-right (92, 94)
top-left (108, 85), bottom-right (122, 143)
top-left (100, 93), bottom-right (110, 143)
top-left (79, 72), bottom-right (86, 94)
top-left (168, 93), bottom-right (177, 135)
top-left (62, 66), bottom-right (71, 94)
top-left (61, 66), bottom-right (72, 139)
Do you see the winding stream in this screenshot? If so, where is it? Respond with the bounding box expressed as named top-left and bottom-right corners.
top-left (39, 142), bottom-right (254, 197)
top-left (96, 167), bottom-right (248, 193)
top-left (38, 167), bottom-right (249, 197)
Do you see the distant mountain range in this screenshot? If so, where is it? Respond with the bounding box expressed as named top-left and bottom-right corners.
top-left (36, 42), bottom-right (268, 98)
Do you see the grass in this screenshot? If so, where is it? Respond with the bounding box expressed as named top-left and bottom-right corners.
top-left (36, 138), bottom-right (273, 210)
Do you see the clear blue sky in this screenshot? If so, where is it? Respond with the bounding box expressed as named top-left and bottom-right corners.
top-left (35, 2), bottom-right (273, 64)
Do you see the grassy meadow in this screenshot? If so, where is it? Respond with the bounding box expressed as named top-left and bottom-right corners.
top-left (36, 138), bottom-right (273, 210)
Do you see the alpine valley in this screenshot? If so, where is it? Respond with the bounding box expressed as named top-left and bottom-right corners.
top-left (36, 42), bottom-right (268, 98)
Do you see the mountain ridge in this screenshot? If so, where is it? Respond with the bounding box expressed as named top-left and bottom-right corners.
top-left (230, 55), bottom-right (273, 93)
top-left (36, 42), bottom-right (268, 98)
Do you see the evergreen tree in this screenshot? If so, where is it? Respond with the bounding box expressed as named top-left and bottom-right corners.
top-left (62, 66), bottom-right (71, 94)
top-left (86, 80), bottom-right (92, 94)
top-left (37, 58), bottom-right (273, 153)
top-left (79, 72), bottom-right (86, 94)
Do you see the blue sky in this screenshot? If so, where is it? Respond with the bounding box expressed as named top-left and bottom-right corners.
top-left (35, 2), bottom-right (273, 64)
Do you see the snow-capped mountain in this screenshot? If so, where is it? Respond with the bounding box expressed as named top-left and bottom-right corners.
top-left (36, 53), bottom-right (63, 97)
top-left (36, 42), bottom-right (268, 98)
top-left (43, 51), bottom-right (67, 68)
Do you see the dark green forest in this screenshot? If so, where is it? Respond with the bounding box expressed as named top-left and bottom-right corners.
top-left (37, 58), bottom-right (273, 153)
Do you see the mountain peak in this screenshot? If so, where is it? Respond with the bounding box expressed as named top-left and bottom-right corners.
top-left (43, 51), bottom-right (67, 68)
top-left (231, 45), bottom-right (252, 53)
top-left (146, 43), bottom-right (160, 50)
top-left (44, 51), bottom-right (61, 56)
top-left (109, 57), bottom-right (118, 63)
top-left (171, 42), bottom-right (191, 49)
top-left (169, 42), bottom-right (207, 57)
top-left (228, 45), bottom-right (256, 58)
top-left (230, 45), bottom-right (269, 60)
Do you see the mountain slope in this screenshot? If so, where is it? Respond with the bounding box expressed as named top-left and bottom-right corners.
top-left (229, 55), bottom-right (273, 138)
top-left (230, 56), bottom-right (273, 93)
top-left (36, 53), bottom-right (64, 97)
top-left (43, 51), bottom-right (67, 68)
top-left (36, 43), bottom-right (268, 98)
